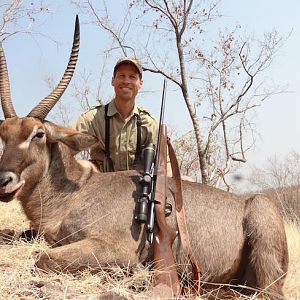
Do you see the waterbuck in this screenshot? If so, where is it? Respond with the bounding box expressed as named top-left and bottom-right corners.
top-left (0, 17), bottom-right (288, 299)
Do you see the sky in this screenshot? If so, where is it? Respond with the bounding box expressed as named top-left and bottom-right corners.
top-left (218, 1), bottom-right (300, 188)
top-left (1, 0), bottom-right (300, 189)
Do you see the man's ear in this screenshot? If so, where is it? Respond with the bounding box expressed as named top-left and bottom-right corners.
top-left (44, 121), bottom-right (98, 151)
top-left (139, 78), bottom-right (143, 88)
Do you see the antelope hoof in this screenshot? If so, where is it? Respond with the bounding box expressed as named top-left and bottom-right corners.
top-left (35, 253), bottom-right (60, 273)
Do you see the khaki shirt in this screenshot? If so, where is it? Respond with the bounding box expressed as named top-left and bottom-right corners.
top-left (72, 100), bottom-right (158, 172)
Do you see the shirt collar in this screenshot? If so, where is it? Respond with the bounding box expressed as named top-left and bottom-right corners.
top-left (108, 99), bottom-right (139, 118)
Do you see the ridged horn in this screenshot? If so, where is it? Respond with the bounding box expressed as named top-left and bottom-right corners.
top-left (0, 44), bottom-right (17, 118)
top-left (27, 15), bottom-right (80, 120)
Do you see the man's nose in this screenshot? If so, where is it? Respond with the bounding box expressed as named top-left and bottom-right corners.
top-left (122, 76), bottom-right (131, 83)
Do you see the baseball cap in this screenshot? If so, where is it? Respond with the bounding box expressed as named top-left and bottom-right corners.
top-left (113, 57), bottom-right (143, 78)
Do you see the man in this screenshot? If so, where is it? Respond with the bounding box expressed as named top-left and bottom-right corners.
top-left (73, 57), bottom-right (158, 172)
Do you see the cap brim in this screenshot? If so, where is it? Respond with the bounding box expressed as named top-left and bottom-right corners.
top-left (114, 60), bottom-right (142, 77)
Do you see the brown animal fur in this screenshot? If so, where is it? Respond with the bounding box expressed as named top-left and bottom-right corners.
top-left (0, 117), bottom-right (288, 299)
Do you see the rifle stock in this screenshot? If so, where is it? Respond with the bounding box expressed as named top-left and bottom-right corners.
top-left (153, 124), bottom-right (180, 295)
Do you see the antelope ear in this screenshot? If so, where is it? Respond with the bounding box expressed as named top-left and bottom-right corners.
top-left (44, 121), bottom-right (98, 151)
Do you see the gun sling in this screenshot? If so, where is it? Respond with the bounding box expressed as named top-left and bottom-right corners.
top-left (167, 138), bottom-right (201, 293)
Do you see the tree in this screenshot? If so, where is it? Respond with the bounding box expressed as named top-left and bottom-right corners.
top-left (0, 1), bottom-right (50, 43)
top-left (171, 130), bottom-right (199, 180)
top-left (71, 0), bottom-right (285, 187)
top-left (249, 151), bottom-right (300, 222)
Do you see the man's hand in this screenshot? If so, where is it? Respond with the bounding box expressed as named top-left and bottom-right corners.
top-left (77, 160), bottom-right (100, 173)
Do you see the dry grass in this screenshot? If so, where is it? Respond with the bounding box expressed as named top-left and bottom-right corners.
top-left (282, 221), bottom-right (300, 299)
top-left (0, 201), bottom-right (299, 299)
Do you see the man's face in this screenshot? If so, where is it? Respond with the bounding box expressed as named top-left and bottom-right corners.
top-left (111, 63), bottom-right (143, 102)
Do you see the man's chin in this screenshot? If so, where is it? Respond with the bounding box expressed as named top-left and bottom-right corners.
top-left (116, 95), bottom-right (135, 102)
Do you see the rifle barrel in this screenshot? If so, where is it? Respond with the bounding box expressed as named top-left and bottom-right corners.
top-left (145, 79), bottom-right (168, 243)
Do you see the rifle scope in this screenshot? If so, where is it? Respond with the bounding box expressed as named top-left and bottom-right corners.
top-left (134, 144), bottom-right (155, 223)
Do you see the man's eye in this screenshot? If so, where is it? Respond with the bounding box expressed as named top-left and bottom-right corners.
top-left (34, 132), bottom-right (45, 139)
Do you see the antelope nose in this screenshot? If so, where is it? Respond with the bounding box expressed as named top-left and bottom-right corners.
top-left (0, 172), bottom-right (17, 188)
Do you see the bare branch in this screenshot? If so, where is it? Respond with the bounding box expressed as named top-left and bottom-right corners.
top-left (0, 1), bottom-right (50, 42)
top-left (143, 66), bottom-right (181, 86)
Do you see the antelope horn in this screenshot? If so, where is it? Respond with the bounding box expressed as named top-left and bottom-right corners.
top-left (27, 15), bottom-right (80, 120)
top-left (0, 44), bottom-right (17, 118)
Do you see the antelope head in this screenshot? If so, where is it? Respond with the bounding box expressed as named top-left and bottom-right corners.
top-left (0, 16), bottom-right (97, 202)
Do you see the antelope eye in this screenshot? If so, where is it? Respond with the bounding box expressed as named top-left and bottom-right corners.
top-left (34, 132), bottom-right (45, 139)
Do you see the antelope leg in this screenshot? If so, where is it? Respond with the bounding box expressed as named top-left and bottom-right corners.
top-left (35, 238), bottom-right (130, 273)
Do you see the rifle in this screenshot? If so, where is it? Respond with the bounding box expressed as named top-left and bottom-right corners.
top-left (146, 78), bottom-right (167, 244)
top-left (134, 79), bottom-right (167, 243)
top-left (134, 79), bottom-right (180, 296)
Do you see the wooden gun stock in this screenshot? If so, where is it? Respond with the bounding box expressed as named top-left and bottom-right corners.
top-left (153, 124), bottom-right (180, 296)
